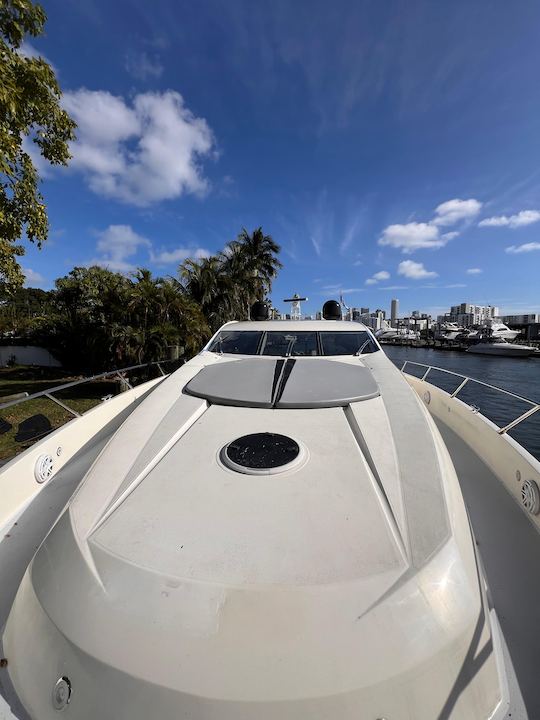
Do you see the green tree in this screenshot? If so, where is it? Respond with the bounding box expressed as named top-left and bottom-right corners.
top-left (0, 0), bottom-right (76, 291)
top-left (228, 227), bottom-right (282, 302)
top-left (179, 255), bottom-right (236, 331)
top-left (180, 227), bottom-right (282, 330)
top-left (52, 266), bottom-right (132, 370)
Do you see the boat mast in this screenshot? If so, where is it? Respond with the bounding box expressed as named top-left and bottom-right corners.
top-left (283, 293), bottom-right (307, 320)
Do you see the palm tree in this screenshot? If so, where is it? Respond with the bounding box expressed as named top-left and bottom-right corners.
top-left (228, 227), bottom-right (282, 302)
top-left (179, 255), bottom-right (236, 330)
top-left (220, 242), bottom-right (258, 320)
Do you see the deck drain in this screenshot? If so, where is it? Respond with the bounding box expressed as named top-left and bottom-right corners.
top-left (521, 479), bottom-right (540, 515)
top-left (52, 676), bottom-right (72, 710)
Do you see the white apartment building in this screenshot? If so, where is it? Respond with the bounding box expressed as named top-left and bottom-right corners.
top-left (444, 303), bottom-right (500, 327)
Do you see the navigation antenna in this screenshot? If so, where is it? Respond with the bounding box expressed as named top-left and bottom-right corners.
top-left (283, 293), bottom-right (307, 320)
top-left (340, 292), bottom-right (352, 321)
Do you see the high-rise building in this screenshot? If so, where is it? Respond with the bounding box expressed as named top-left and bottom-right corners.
top-left (391, 299), bottom-right (399, 326)
top-left (446, 303), bottom-right (500, 327)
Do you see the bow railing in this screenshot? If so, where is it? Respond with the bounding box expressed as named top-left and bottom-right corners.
top-left (0, 359), bottom-right (183, 462)
top-left (400, 360), bottom-right (540, 435)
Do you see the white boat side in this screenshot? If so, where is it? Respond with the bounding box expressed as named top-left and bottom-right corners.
top-left (0, 323), bottom-right (537, 719)
top-left (467, 341), bottom-right (535, 357)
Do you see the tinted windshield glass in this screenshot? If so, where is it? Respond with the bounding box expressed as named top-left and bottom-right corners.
top-left (208, 330), bottom-right (379, 356)
top-left (208, 331), bottom-right (262, 354)
top-left (261, 332), bottom-right (318, 356)
top-left (320, 331), bottom-right (378, 355)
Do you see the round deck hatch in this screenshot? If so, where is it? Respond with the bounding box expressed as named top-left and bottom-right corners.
top-left (221, 433), bottom-right (304, 475)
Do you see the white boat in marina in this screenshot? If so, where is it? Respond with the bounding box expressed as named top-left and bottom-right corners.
top-left (467, 338), bottom-right (536, 357)
top-left (434, 321), bottom-right (467, 341)
top-left (468, 320), bottom-right (520, 342)
top-left (395, 327), bottom-right (420, 340)
top-left (374, 319), bottom-right (398, 340)
top-left (1, 300), bottom-right (539, 719)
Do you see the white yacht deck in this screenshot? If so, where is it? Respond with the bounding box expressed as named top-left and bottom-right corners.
top-left (1, 342), bottom-right (538, 719)
top-left (437, 420), bottom-right (538, 718)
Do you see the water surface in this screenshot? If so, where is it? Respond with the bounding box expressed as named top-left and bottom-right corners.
top-left (384, 345), bottom-right (540, 460)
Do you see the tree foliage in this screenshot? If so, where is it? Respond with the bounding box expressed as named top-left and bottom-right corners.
top-left (0, 0), bottom-right (76, 291)
top-left (180, 227), bottom-right (282, 331)
top-left (0, 226), bottom-right (282, 371)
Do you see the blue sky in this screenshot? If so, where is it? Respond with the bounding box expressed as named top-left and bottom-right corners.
top-left (20, 0), bottom-right (540, 317)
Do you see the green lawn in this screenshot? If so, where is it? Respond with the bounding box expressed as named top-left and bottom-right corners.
top-left (0, 366), bottom-right (121, 462)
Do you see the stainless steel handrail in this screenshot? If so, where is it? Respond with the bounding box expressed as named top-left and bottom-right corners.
top-left (400, 360), bottom-right (540, 434)
top-left (0, 360), bottom-right (178, 414)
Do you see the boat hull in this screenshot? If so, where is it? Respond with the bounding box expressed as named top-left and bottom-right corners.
top-left (467, 343), bottom-right (534, 356)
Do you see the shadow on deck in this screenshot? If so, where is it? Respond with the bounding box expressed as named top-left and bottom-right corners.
top-left (436, 420), bottom-right (540, 719)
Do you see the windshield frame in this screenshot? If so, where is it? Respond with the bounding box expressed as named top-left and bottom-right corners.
top-left (206, 329), bottom-right (379, 357)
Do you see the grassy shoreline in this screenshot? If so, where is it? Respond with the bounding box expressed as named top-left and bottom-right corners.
top-left (0, 366), bottom-right (119, 461)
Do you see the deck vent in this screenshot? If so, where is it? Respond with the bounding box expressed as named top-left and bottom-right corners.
top-left (35, 453), bottom-right (54, 484)
top-left (521, 479), bottom-right (540, 515)
top-left (221, 433), bottom-right (305, 475)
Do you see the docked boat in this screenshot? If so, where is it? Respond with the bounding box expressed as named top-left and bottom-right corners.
top-left (374, 319), bottom-right (398, 340)
top-left (468, 320), bottom-right (520, 342)
top-left (434, 321), bottom-right (467, 341)
top-left (1, 301), bottom-right (539, 719)
top-left (395, 327), bottom-right (420, 340)
top-left (467, 338), bottom-right (536, 357)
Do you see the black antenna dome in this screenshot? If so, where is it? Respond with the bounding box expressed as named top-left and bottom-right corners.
top-left (322, 300), bottom-right (342, 320)
top-left (250, 301), bottom-right (271, 321)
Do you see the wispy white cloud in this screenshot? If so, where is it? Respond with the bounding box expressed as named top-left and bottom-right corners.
top-left (150, 246), bottom-right (209, 265)
top-left (379, 222), bottom-right (444, 253)
top-left (339, 207), bottom-right (367, 255)
top-left (378, 198), bottom-right (479, 253)
top-left (466, 267), bottom-right (483, 274)
top-left (365, 270), bottom-right (390, 285)
top-left (88, 224), bottom-right (151, 272)
top-left (442, 231), bottom-right (459, 241)
top-left (87, 224), bottom-right (211, 271)
top-left (320, 285), bottom-right (365, 295)
top-left (63, 89), bottom-right (215, 206)
top-left (432, 198), bottom-right (482, 226)
top-left (125, 51), bottom-right (164, 81)
top-left (398, 260), bottom-right (438, 279)
top-left (505, 242), bottom-right (540, 254)
top-left (22, 267), bottom-right (46, 287)
top-left (479, 210), bottom-right (540, 229)
top-left (377, 285), bottom-right (409, 290)
top-left (18, 40), bottom-right (57, 73)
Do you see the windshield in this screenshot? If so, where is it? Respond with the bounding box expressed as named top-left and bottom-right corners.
top-left (260, 331), bottom-right (318, 356)
top-left (208, 330), bottom-right (378, 356)
top-left (208, 330), bottom-right (263, 354)
top-left (320, 331), bottom-right (378, 355)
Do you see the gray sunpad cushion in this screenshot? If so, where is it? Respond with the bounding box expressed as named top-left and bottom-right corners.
top-left (276, 360), bottom-right (379, 408)
top-left (185, 359), bottom-right (277, 407)
top-left (184, 358), bottom-right (379, 408)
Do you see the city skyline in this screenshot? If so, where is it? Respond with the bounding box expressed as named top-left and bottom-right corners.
top-left (18, 0), bottom-right (540, 318)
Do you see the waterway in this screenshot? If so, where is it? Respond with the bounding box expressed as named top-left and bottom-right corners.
top-left (384, 345), bottom-right (540, 460)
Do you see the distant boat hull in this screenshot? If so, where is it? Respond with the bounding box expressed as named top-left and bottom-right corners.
top-left (467, 342), bottom-right (535, 357)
